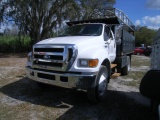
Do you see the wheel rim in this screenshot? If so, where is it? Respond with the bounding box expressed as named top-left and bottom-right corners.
top-left (127, 57), bottom-right (131, 71)
top-left (98, 73), bottom-right (107, 96)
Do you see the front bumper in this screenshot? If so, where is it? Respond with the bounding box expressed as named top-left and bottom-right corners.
top-left (26, 66), bottom-right (96, 89)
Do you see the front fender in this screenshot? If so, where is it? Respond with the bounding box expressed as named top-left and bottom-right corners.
top-left (69, 44), bottom-right (111, 73)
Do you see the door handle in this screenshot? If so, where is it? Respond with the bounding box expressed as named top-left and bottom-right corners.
top-left (105, 43), bottom-right (108, 47)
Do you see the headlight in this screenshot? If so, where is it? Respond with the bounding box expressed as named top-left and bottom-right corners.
top-left (27, 52), bottom-right (32, 62)
top-left (80, 59), bottom-right (88, 67)
top-left (79, 59), bottom-right (98, 67)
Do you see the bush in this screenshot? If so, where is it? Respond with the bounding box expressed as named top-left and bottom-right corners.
top-left (0, 35), bottom-right (32, 53)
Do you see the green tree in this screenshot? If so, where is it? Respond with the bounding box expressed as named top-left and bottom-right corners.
top-left (4, 0), bottom-right (75, 45)
top-left (0, 1), bottom-right (6, 27)
top-left (135, 26), bottom-right (156, 46)
top-left (2, 0), bottom-right (116, 46)
top-left (74, 0), bottom-right (116, 20)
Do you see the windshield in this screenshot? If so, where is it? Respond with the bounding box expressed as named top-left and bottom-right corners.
top-left (59, 24), bottom-right (103, 37)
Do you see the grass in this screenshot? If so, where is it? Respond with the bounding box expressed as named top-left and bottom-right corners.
top-left (131, 55), bottom-right (150, 67)
top-left (122, 71), bottom-right (146, 80)
top-left (132, 60), bottom-right (150, 67)
top-left (119, 55), bottom-right (151, 87)
top-left (121, 71), bottom-right (147, 87)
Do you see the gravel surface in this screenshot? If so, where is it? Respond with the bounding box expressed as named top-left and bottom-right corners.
top-left (0, 54), bottom-right (156, 120)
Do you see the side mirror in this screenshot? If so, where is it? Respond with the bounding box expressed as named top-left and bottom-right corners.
top-left (115, 37), bottom-right (120, 41)
top-left (115, 37), bottom-right (121, 45)
top-left (139, 69), bottom-right (160, 101)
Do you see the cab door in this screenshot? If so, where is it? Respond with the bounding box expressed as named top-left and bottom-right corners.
top-left (104, 26), bottom-right (116, 62)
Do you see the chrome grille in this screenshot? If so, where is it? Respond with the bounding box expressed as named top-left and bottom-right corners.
top-left (32, 44), bottom-right (77, 71)
top-left (34, 48), bottom-right (64, 52)
top-left (34, 54), bottom-right (63, 60)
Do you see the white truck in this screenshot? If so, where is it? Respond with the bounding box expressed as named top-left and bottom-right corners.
top-left (140, 29), bottom-right (160, 119)
top-left (26, 8), bottom-right (135, 103)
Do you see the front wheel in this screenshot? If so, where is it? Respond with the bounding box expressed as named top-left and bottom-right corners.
top-left (87, 65), bottom-right (109, 103)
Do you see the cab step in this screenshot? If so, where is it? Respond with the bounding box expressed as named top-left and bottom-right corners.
top-left (111, 64), bottom-right (117, 68)
top-left (111, 72), bottom-right (121, 79)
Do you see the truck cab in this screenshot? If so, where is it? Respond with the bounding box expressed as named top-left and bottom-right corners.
top-left (26, 8), bottom-right (135, 103)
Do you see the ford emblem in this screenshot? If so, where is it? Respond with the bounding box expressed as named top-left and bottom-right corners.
top-left (44, 55), bottom-right (50, 59)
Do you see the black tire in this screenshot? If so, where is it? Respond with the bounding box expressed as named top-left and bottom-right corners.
top-left (150, 99), bottom-right (159, 114)
top-left (87, 65), bottom-right (109, 103)
top-left (121, 56), bottom-right (131, 75)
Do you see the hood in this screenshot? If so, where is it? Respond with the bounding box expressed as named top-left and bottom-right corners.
top-left (37, 36), bottom-right (103, 46)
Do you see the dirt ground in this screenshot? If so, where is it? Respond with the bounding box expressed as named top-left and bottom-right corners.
top-left (0, 54), bottom-right (157, 120)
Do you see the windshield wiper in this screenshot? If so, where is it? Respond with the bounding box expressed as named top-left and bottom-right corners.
top-left (73, 33), bottom-right (92, 36)
top-left (58, 33), bottom-right (98, 37)
top-left (58, 34), bottom-right (71, 37)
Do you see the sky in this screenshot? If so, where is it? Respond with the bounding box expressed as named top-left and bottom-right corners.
top-left (115, 0), bottom-right (160, 30)
top-left (0, 0), bottom-right (160, 33)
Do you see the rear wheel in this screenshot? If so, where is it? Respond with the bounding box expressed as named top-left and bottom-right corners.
top-left (121, 56), bottom-right (131, 75)
top-left (87, 65), bottom-right (109, 103)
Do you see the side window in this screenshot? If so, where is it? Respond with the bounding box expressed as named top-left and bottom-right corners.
top-left (104, 26), bottom-right (112, 41)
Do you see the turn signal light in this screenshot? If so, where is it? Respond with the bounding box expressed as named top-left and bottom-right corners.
top-left (89, 59), bottom-right (98, 67)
